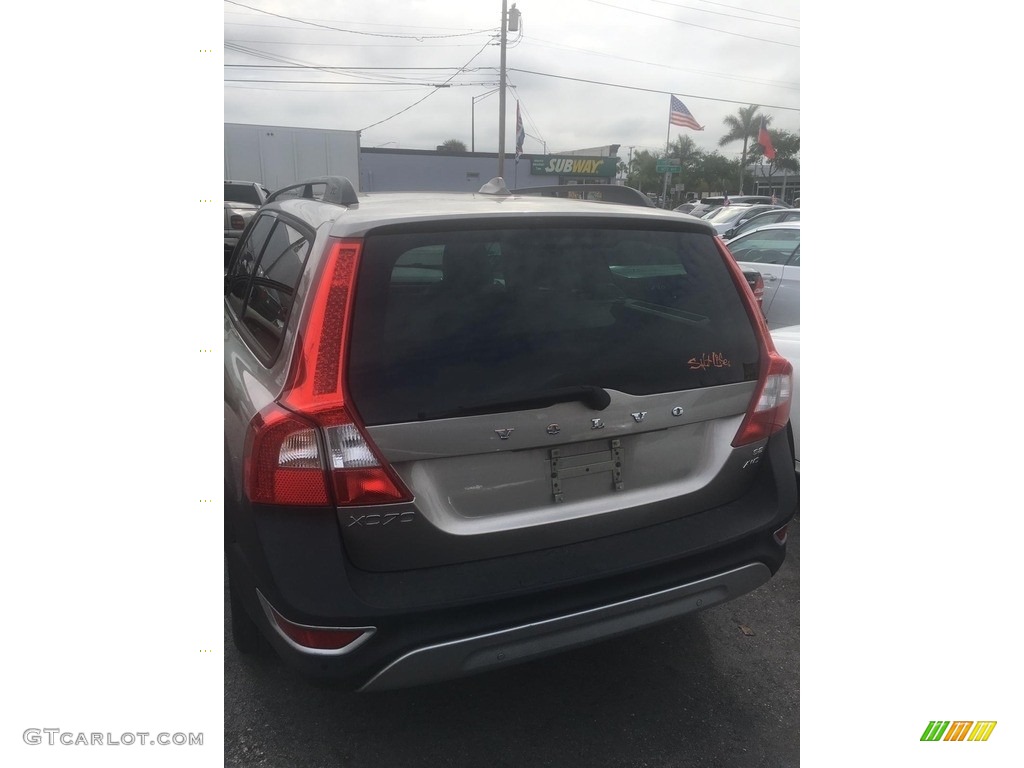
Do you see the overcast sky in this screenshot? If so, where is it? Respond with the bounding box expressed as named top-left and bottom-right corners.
top-left (224, 0), bottom-right (799, 159)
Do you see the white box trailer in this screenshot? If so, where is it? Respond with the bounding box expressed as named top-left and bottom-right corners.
top-left (224, 123), bottom-right (362, 192)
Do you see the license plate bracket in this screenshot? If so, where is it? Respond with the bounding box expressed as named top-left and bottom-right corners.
top-left (549, 439), bottom-right (623, 503)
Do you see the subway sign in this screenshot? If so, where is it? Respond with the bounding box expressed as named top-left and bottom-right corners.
top-left (531, 156), bottom-right (617, 177)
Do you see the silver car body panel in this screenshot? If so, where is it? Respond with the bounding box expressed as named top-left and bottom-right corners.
top-left (345, 385), bottom-right (765, 570)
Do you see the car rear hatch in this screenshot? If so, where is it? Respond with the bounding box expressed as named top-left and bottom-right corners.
top-left (332, 219), bottom-right (772, 571)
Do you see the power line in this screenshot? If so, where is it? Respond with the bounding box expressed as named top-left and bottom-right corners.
top-left (360, 37), bottom-right (495, 132)
top-left (226, 83), bottom-right (426, 94)
top-left (225, 65), bottom-right (484, 70)
top-left (521, 35), bottom-right (799, 91)
top-left (647, 0), bottom-right (799, 28)
top-left (226, 34), bottom-right (484, 49)
top-left (224, 79), bottom-right (496, 87)
top-left (582, 0), bottom-right (798, 47)
top-left (696, 0), bottom-right (800, 22)
top-left (507, 67), bottom-right (799, 111)
top-left (224, 0), bottom-right (496, 39)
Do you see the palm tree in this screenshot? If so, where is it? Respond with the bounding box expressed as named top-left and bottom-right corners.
top-left (718, 105), bottom-right (768, 194)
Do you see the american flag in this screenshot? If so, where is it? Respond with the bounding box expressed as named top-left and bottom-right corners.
top-left (515, 101), bottom-right (525, 160)
top-left (669, 96), bottom-right (704, 131)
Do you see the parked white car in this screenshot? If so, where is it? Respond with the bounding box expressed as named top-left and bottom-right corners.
top-left (725, 222), bottom-right (800, 329)
top-left (770, 325), bottom-right (800, 475)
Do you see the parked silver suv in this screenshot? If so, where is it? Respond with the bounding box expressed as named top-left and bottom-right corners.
top-left (224, 176), bottom-right (797, 691)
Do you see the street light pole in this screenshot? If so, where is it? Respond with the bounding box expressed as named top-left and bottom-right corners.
top-left (498, 0), bottom-right (508, 178)
top-left (471, 88), bottom-right (499, 153)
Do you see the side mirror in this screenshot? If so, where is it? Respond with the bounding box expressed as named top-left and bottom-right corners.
top-left (724, 228), bottom-right (736, 239)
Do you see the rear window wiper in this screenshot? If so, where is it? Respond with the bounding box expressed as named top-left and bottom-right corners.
top-left (418, 385), bottom-right (611, 420)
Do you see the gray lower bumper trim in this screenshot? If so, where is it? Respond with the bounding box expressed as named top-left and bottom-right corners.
top-left (360, 562), bottom-right (772, 692)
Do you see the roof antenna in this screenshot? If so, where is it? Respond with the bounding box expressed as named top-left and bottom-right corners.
top-left (478, 177), bottom-right (511, 196)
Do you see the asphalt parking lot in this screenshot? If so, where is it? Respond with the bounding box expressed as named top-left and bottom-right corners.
top-left (225, 513), bottom-right (799, 768)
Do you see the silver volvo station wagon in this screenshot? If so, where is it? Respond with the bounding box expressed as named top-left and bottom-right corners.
top-left (223, 176), bottom-right (797, 691)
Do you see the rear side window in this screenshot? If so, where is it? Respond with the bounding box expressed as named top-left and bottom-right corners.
top-left (224, 183), bottom-right (264, 205)
top-left (225, 214), bottom-right (311, 362)
top-left (728, 229), bottom-right (800, 263)
top-left (347, 223), bottom-right (760, 425)
top-left (226, 214), bottom-right (275, 316)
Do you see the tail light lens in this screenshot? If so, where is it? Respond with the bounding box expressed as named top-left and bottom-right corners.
top-left (244, 406), bottom-right (331, 506)
top-left (749, 272), bottom-right (765, 308)
top-left (732, 353), bottom-right (793, 447)
top-left (243, 238), bottom-right (413, 507)
top-left (230, 214), bottom-right (245, 230)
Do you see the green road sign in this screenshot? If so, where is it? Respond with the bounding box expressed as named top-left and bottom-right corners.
top-left (656, 161), bottom-right (681, 173)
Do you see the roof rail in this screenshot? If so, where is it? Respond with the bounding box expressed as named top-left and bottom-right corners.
top-left (266, 176), bottom-right (359, 207)
top-left (511, 184), bottom-right (655, 208)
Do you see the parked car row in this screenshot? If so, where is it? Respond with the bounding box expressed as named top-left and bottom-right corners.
top-left (223, 176), bottom-right (798, 690)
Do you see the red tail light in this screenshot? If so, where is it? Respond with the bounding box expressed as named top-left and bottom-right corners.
top-left (244, 405), bottom-right (331, 506)
top-left (230, 214), bottom-right (245, 230)
top-left (243, 238), bottom-right (413, 507)
top-left (749, 272), bottom-right (765, 308)
top-left (732, 352), bottom-right (793, 447)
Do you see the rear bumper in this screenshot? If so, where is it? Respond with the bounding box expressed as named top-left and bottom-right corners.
top-left (225, 428), bottom-right (797, 688)
top-left (359, 562), bottom-right (771, 691)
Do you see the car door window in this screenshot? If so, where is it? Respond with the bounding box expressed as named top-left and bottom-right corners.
top-left (240, 220), bottom-right (311, 361)
top-left (729, 229), bottom-right (799, 264)
top-left (226, 214), bottom-right (275, 316)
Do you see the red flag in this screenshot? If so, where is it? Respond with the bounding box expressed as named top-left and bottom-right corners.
top-left (758, 116), bottom-right (776, 160)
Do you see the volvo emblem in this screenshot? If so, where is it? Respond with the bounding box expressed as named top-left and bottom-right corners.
top-left (494, 428), bottom-right (515, 440)
top-left (631, 411), bottom-right (648, 423)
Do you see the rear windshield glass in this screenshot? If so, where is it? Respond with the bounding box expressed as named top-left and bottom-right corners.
top-left (225, 183), bottom-right (264, 206)
top-left (348, 222), bottom-right (760, 425)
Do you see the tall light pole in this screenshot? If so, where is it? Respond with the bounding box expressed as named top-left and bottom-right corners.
top-left (497, 2), bottom-right (520, 178)
top-left (471, 88), bottom-right (499, 152)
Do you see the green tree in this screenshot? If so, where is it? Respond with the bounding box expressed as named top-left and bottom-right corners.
top-left (748, 128), bottom-right (799, 201)
top-left (625, 149), bottom-right (663, 194)
top-left (693, 152), bottom-right (736, 197)
top-left (667, 135), bottom-right (701, 199)
top-left (748, 128), bottom-right (800, 176)
top-left (718, 105), bottom-right (768, 194)
top-left (439, 139), bottom-right (467, 152)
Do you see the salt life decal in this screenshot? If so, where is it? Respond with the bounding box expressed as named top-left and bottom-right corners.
top-left (688, 352), bottom-right (731, 371)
